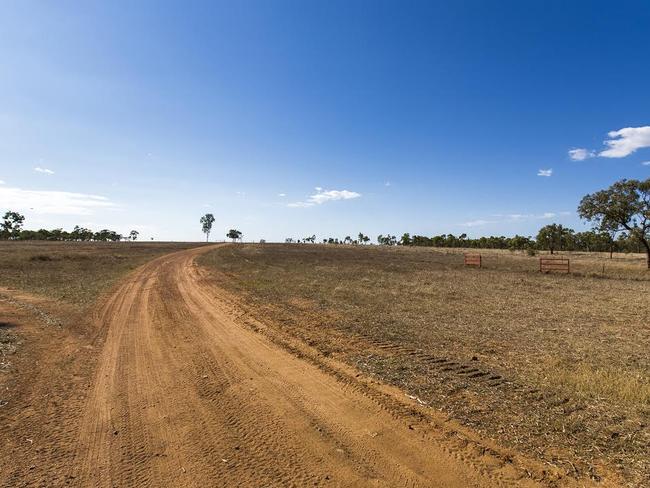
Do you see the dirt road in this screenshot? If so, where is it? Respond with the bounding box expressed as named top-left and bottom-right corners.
top-left (2, 246), bottom-right (576, 487)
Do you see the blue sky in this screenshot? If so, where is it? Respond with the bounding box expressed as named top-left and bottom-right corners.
top-left (1, 0), bottom-right (649, 242)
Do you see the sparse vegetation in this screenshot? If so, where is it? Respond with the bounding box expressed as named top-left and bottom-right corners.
top-left (199, 243), bottom-right (650, 485)
top-left (0, 241), bottom-right (205, 308)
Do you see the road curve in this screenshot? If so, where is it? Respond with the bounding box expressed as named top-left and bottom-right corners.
top-left (69, 245), bottom-right (539, 487)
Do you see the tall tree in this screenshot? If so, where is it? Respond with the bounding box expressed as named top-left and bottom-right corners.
top-left (578, 178), bottom-right (650, 268)
top-left (1, 211), bottom-right (25, 239)
top-left (200, 214), bottom-right (215, 242)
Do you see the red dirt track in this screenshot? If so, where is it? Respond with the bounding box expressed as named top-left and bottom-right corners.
top-left (1, 246), bottom-right (596, 487)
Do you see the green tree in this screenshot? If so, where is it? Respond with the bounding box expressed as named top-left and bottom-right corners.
top-left (377, 234), bottom-right (397, 245)
top-left (200, 214), bottom-right (215, 242)
top-left (508, 235), bottom-right (533, 251)
top-left (578, 178), bottom-right (650, 268)
top-left (93, 229), bottom-right (119, 241)
top-left (400, 233), bottom-right (411, 246)
top-left (536, 224), bottom-right (573, 254)
top-left (226, 229), bottom-right (242, 242)
top-left (129, 230), bottom-right (139, 241)
top-left (1, 211), bottom-right (25, 239)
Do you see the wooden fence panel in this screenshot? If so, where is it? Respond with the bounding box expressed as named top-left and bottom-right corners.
top-left (539, 257), bottom-right (570, 273)
top-left (464, 253), bottom-right (482, 268)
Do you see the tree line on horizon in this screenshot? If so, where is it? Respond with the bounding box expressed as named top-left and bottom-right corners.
top-left (3, 177), bottom-right (649, 267)
top-left (287, 178), bottom-right (650, 268)
top-left (295, 227), bottom-right (642, 256)
top-left (0, 213), bottom-right (140, 242)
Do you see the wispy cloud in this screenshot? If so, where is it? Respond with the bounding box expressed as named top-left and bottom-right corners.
top-left (0, 180), bottom-right (5, 185)
top-left (278, 193), bottom-right (286, 197)
top-left (599, 126), bottom-right (650, 158)
top-left (537, 169), bottom-right (553, 177)
top-left (506, 212), bottom-right (557, 220)
top-left (288, 188), bottom-right (361, 208)
top-left (461, 211), bottom-right (568, 227)
top-left (568, 148), bottom-right (594, 161)
top-left (0, 185), bottom-right (118, 215)
top-left (385, 181), bottom-right (391, 187)
top-left (461, 219), bottom-right (497, 227)
top-left (34, 166), bottom-right (55, 175)
top-left (641, 161), bottom-right (650, 166)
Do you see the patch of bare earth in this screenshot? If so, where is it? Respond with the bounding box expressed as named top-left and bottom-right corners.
top-left (198, 243), bottom-right (650, 486)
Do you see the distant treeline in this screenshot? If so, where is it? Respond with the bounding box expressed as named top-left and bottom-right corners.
top-left (396, 229), bottom-right (644, 254)
top-left (1, 212), bottom-right (139, 241)
top-left (14, 227), bottom-right (129, 242)
top-left (291, 226), bottom-right (645, 255)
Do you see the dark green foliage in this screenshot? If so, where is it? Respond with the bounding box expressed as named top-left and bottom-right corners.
top-left (578, 178), bottom-right (650, 268)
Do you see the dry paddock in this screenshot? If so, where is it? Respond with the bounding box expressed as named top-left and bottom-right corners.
top-left (199, 244), bottom-right (650, 486)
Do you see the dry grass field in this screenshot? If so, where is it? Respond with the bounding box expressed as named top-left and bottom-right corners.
top-left (0, 241), bottom-right (206, 309)
top-left (199, 244), bottom-right (650, 486)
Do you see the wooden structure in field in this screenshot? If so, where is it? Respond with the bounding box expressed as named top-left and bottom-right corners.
top-left (539, 257), bottom-right (570, 273)
top-left (464, 253), bottom-right (482, 268)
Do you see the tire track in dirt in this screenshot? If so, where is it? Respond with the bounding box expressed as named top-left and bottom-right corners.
top-left (68, 245), bottom-right (586, 487)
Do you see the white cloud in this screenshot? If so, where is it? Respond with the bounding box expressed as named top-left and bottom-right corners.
top-left (0, 180), bottom-right (5, 185)
top-left (460, 219), bottom-right (497, 227)
top-left (642, 161), bottom-right (650, 166)
top-left (0, 185), bottom-right (118, 215)
top-left (537, 169), bottom-right (553, 177)
top-left (507, 212), bottom-right (556, 220)
top-left (568, 148), bottom-right (594, 161)
top-left (463, 211), bottom-right (565, 227)
top-left (309, 189), bottom-right (360, 205)
top-left (385, 181), bottom-right (391, 187)
top-left (278, 193), bottom-right (286, 197)
top-left (599, 126), bottom-right (650, 158)
top-left (288, 188), bottom-right (361, 208)
top-left (34, 167), bottom-right (55, 175)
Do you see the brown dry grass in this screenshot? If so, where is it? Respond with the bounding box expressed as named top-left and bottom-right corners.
top-left (0, 241), bottom-right (205, 309)
top-left (199, 243), bottom-right (650, 486)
